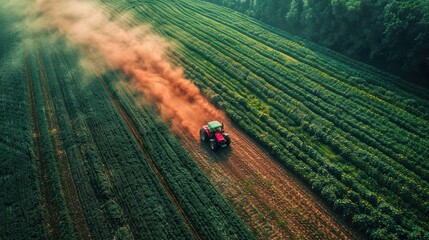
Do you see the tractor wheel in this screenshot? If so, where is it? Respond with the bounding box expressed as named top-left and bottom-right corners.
top-left (200, 129), bottom-right (207, 142)
top-left (224, 135), bottom-right (231, 145)
top-left (210, 140), bottom-right (217, 150)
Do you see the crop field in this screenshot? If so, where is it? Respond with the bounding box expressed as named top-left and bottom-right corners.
top-left (1, 0), bottom-right (429, 239)
top-left (1, 3), bottom-right (253, 239)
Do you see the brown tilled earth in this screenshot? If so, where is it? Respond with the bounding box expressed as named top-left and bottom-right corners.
top-left (179, 122), bottom-right (362, 240)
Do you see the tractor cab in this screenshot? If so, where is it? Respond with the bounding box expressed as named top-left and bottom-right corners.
top-left (207, 121), bottom-right (224, 136)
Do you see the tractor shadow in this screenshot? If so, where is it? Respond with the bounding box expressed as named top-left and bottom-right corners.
top-left (199, 140), bottom-right (233, 163)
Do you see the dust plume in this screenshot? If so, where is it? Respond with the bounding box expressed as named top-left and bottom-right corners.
top-left (30, 0), bottom-right (225, 137)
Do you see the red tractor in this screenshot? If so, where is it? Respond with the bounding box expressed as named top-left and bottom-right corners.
top-left (200, 120), bottom-right (231, 150)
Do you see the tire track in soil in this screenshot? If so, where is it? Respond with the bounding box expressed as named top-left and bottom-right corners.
top-left (178, 122), bottom-right (362, 240)
top-left (92, 67), bottom-right (201, 240)
top-left (25, 49), bottom-right (61, 240)
top-left (35, 48), bottom-right (92, 239)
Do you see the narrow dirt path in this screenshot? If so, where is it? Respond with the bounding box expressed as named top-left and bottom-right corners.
top-left (178, 120), bottom-right (361, 240)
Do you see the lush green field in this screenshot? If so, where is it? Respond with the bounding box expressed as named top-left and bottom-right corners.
top-left (0, 3), bottom-right (253, 238)
top-left (2, 0), bottom-right (429, 239)
top-left (102, 0), bottom-right (429, 238)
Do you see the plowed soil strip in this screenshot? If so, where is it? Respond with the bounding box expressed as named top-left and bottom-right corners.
top-left (36, 49), bottom-right (92, 240)
top-left (93, 69), bottom-right (201, 240)
top-left (25, 50), bottom-right (61, 239)
top-left (179, 123), bottom-right (360, 240)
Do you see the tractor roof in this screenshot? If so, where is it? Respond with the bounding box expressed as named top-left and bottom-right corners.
top-left (208, 121), bottom-right (222, 130)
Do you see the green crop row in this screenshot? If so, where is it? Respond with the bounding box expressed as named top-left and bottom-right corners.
top-left (0, 52), bottom-right (47, 239)
top-left (41, 46), bottom-right (117, 239)
top-left (105, 0), bottom-right (429, 238)
top-left (0, 8), bottom-right (48, 239)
